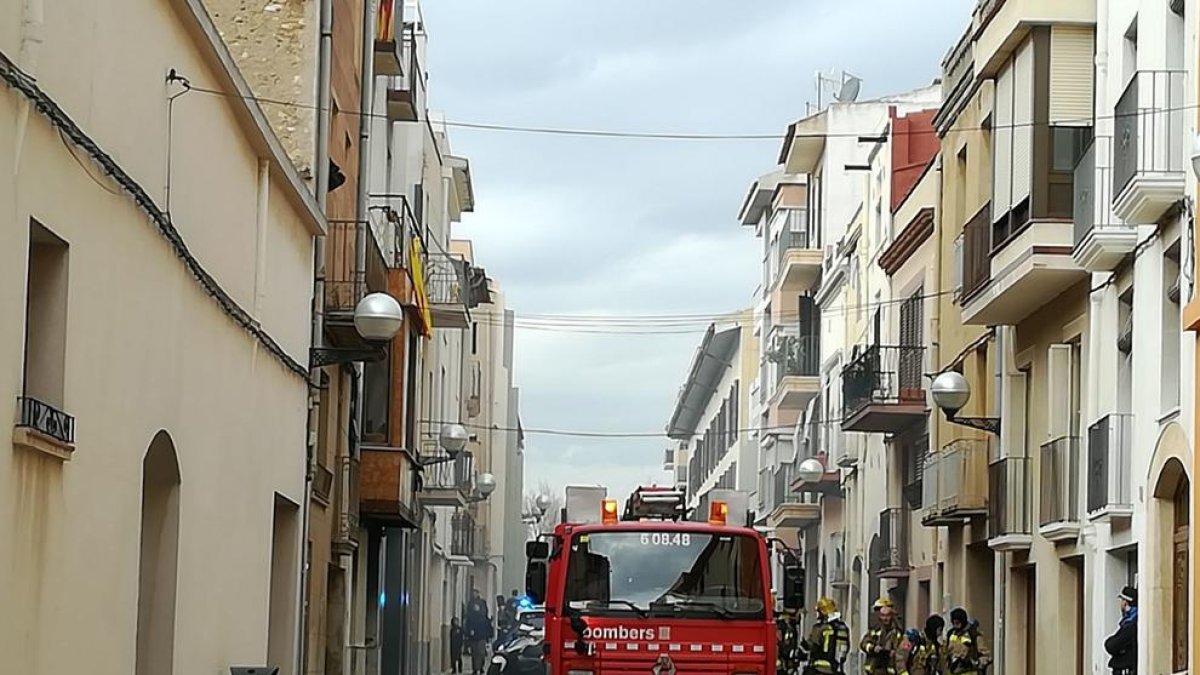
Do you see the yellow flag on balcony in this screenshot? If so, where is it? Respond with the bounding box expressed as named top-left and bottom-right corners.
top-left (410, 236), bottom-right (433, 338)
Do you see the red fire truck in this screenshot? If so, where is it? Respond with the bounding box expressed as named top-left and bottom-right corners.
top-left (525, 485), bottom-right (803, 675)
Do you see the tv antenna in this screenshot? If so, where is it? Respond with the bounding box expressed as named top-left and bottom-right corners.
top-left (813, 70), bottom-right (863, 111)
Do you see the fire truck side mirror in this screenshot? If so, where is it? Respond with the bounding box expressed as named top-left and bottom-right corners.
top-left (526, 540), bottom-right (550, 560)
top-left (781, 564), bottom-right (805, 611)
top-left (525, 560), bottom-right (548, 605)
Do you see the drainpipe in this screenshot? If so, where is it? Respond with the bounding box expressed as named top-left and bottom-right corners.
top-left (929, 156), bottom-right (944, 612)
top-left (13, 0), bottom-right (44, 170)
top-left (346, 0), bottom-right (378, 670)
top-left (299, 0), bottom-right (334, 670)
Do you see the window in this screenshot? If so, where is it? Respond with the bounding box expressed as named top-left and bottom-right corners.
top-left (362, 352), bottom-right (391, 443)
top-left (24, 220), bottom-right (69, 409)
top-left (1051, 126), bottom-right (1092, 172)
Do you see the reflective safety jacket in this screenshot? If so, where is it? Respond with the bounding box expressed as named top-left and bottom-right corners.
top-left (895, 639), bottom-right (943, 675)
top-left (946, 627), bottom-right (990, 674)
top-left (860, 623), bottom-right (904, 674)
top-left (804, 616), bottom-right (850, 674)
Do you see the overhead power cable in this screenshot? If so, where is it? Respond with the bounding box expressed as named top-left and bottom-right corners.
top-left (183, 83), bottom-right (1200, 142)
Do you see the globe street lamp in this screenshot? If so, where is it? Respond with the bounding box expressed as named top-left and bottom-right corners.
top-left (421, 422), bottom-right (470, 467)
top-left (468, 472), bottom-right (497, 503)
top-left (796, 458), bottom-right (826, 483)
top-left (309, 292), bottom-right (405, 367)
top-left (930, 371), bottom-right (1001, 434)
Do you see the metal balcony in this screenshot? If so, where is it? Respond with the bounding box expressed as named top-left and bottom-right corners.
top-left (765, 464), bottom-right (821, 529)
top-left (1073, 137), bottom-right (1133, 272)
top-left (425, 250), bottom-right (480, 329)
top-left (1038, 436), bottom-right (1081, 541)
top-left (451, 512), bottom-right (477, 558)
top-left (1087, 413), bottom-right (1133, 520)
top-left (373, 0), bottom-right (405, 76)
top-left (774, 211), bottom-right (822, 291)
top-left (419, 443), bottom-right (474, 508)
top-left (769, 333), bottom-right (821, 412)
top-left (841, 345), bottom-right (927, 433)
top-left (14, 396), bottom-right (76, 459)
top-left (386, 29), bottom-right (426, 122)
top-left (828, 531), bottom-right (849, 588)
top-left (988, 456), bottom-right (1032, 551)
top-left (1112, 70), bottom-right (1187, 224)
top-left (871, 507), bottom-right (910, 578)
top-left (923, 438), bottom-right (989, 526)
top-left (334, 455), bottom-right (361, 554)
top-left (961, 203), bottom-right (992, 301)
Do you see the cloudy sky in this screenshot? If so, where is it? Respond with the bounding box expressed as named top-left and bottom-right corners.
top-left (422, 0), bottom-right (972, 502)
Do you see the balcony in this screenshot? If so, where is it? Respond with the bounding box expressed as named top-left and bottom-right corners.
top-left (1112, 70), bottom-right (1186, 225)
top-left (765, 464), bottom-right (821, 529)
top-left (841, 345), bottom-right (927, 433)
top-left (425, 250), bottom-right (472, 329)
top-left (312, 461), bottom-right (334, 506)
top-left (359, 444), bottom-right (420, 526)
top-left (13, 396), bottom-right (76, 459)
top-left (324, 214), bottom-right (391, 348)
top-left (1038, 436), bottom-right (1081, 542)
top-left (922, 438), bottom-right (989, 526)
top-left (1087, 413), bottom-right (1134, 520)
top-left (419, 441), bottom-right (474, 508)
top-left (768, 333), bottom-right (821, 412)
top-left (790, 456), bottom-right (841, 498)
top-left (373, 0), bottom-right (404, 76)
top-left (386, 30), bottom-right (426, 122)
top-left (773, 213), bottom-right (822, 292)
top-left (988, 456), bottom-right (1032, 551)
top-left (960, 207), bottom-right (1086, 326)
top-left (451, 512), bottom-right (477, 558)
top-left (334, 455), bottom-right (361, 554)
top-left (1073, 136), bottom-right (1134, 271)
top-left (870, 507), bottom-right (910, 578)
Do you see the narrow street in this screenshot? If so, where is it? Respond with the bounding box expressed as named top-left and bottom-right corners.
top-left (1, 1), bottom-right (1199, 674)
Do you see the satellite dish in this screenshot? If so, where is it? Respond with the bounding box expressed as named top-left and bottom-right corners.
top-left (836, 75), bottom-right (862, 103)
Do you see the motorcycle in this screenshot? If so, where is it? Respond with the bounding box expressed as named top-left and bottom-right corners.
top-left (488, 623), bottom-right (544, 675)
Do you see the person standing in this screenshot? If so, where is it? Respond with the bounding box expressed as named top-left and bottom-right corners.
top-left (449, 617), bottom-right (464, 675)
top-left (1104, 586), bottom-right (1137, 675)
top-left (860, 597), bottom-right (904, 675)
top-left (465, 589), bottom-right (493, 675)
top-left (945, 608), bottom-right (989, 675)
top-left (802, 597), bottom-right (851, 674)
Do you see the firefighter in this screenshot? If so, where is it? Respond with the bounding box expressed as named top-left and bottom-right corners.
top-left (945, 608), bottom-right (990, 675)
top-left (860, 597), bottom-right (904, 675)
top-left (895, 623), bottom-right (944, 675)
top-left (801, 597), bottom-right (850, 674)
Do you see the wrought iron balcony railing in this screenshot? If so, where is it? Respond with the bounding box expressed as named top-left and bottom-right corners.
top-left (962, 203), bottom-right (992, 300)
top-left (775, 334), bottom-right (821, 382)
top-left (1087, 413), bottom-right (1134, 517)
top-left (451, 512), bottom-right (477, 557)
top-left (16, 396), bottom-right (75, 445)
top-left (872, 507), bottom-right (910, 576)
top-left (841, 344), bottom-right (926, 419)
top-left (334, 455), bottom-right (360, 552)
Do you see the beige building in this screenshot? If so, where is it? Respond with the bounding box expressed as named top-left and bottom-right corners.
top-left (0, 2), bottom-right (324, 675)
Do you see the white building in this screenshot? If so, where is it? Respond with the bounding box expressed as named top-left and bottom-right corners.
top-left (666, 317), bottom-right (759, 514)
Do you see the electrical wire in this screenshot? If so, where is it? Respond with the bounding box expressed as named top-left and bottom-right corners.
top-left (182, 83), bottom-right (1200, 143)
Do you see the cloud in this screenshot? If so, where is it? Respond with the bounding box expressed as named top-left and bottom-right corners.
top-left (424, 0), bottom-right (974, 503)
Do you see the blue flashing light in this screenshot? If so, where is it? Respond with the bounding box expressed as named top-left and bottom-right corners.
top-left (379, 592), bottom-right (387, 608)
top-left (518, 595), bottom-right (535, 610)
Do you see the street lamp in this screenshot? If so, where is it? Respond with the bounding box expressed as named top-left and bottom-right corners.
top-left (534, 493), bottom-right (552, 515)
top-left (468, 472), bottom-right (497, 503)
top-left (420, 423), bottom-right (470, 466)
top-left (310, 292), bottom-right (405, 367)
top-left (930, 370), bottom-right (1001, 435)
top-left (796, 458), bottom-right (826, 483)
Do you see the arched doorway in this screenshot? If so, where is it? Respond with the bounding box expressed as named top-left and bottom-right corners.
top-left (136, 430), bottom-right (181, 675)
top-left (1146, 423), bottom-right (1191, 675)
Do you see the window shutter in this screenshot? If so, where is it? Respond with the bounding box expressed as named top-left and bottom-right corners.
top-left (1005, 370), bottom-right (1028, 460)
top-left (953, 234), bottom-right (964, 298)
top-left (993, 64), bottom-right (1014, 213)
top-left (1011, 40), bottom-right (1035, 207)
top-left (1049, 26), bottom-right (1095, 124)
top-left (1047, 344), bottom-right (1072, 440)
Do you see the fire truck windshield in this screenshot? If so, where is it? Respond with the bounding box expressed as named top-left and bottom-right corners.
top-left (563, 530), bottom-right (765, 620)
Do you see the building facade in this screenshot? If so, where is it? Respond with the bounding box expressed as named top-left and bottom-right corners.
top-left (0, 1), bottom-right (323, 674)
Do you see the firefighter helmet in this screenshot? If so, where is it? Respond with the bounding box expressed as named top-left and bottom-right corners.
top-left (816, 597), bottom-right (837, 616)
top-left (873, 597), bottom-right (894, 610)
